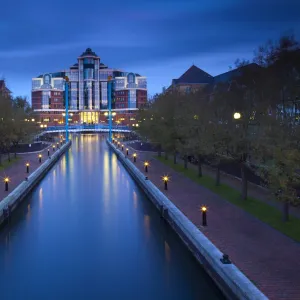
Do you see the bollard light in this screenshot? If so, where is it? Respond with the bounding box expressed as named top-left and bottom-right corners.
top-left (38, 154), bottom-right (42, 163)
top-left (4, 177), bottom-right (9, 191)
top-left (117, 141), bottom-right (120, 148)
top-left (26, 162), bottom-right (30, 173)
top-left (144, 161), bottom-right (149, 172)
top-left (163, 176), bottom-right (169, 190)
top-left (60, 140), bottom-right (63, 146)
top-left (133, 153), bottom-right (137, 163)
top-left (53, 145), bottom-right (55, 152)
top-left (57, 142), bottom-right (59, 149)
top-left (121, 144), bottom-right (124, 151)
top-left (48, 149), bottom-right (50, 157)
top-left (126, 148), bottom-right (129, 156)
top-left (201, 206), bottom-right (207, 226)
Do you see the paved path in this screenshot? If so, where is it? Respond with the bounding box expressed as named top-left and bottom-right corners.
top-left (0, 143), bottom-right (59, 202)
top-left (124, 144), bottom-right (300, 300)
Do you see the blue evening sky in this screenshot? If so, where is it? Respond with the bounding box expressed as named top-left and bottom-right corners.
top-left (1, 0), bottom-right (300, 100)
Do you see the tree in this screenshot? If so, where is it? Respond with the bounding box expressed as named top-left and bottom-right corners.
top-left (178, 90), bottom-right (214, 176)
top-left (11, 97), bottom-right (37, 157)
top-left (253, 114), bottom-right (300, 221)
top-left (0, 90), bottom-right (13, 165)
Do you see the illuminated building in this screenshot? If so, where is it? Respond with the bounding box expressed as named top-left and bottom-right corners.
top-left (32, 48), bottom-right (147, 126)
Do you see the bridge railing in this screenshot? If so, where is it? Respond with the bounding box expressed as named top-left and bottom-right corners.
top-left (44, 124), bottom-right (130, 132)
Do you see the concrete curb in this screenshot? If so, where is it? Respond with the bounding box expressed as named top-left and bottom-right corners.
top-left (0, 141), bottom-right (72, 226)
top-left (108, 140), bottom-right (267, 300)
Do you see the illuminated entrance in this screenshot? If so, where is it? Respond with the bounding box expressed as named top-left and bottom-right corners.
top-left (80, 111), bottom-right (99, 124)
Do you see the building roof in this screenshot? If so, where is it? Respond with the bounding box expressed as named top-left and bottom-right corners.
top-left (172, 65), bottom-right (213, 85)
top-left (213, 63), bottom-right (260, 84)
top-left (79, 48), bottom-right (98, 58)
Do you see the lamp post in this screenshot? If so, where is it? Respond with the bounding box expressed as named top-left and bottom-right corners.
top-left (48, 149), bottom-right (50, 157)
top-left (38, 154), bottom-right (42, 163)
top-left (4, 177), bottom-right (9, 191)
top-left (57, 142), bottom-right (59, 149)
top-left (26, 163), bottom-right (30, 173)
top-left (108, 76), bottom-right (113, 142)
top-left (201, 206), bottom-right (207, 226)
top-left (64, 76), bottom-right (69, 142)
top-left (163, 176), bottom-right (169, 190)
top-left (144, 161), bottom-right (149, 172)
top-left (53, 145), bottom-right (55, 152)
top-left (121, 144), bottom-right (124, 151)
top-left (133, 153), bottom-right (137, 162)
top-left (126, 148), bottom-right (129, 156)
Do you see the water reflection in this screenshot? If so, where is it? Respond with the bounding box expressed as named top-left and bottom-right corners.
top-left (38, 187), bottom-right (43, 210)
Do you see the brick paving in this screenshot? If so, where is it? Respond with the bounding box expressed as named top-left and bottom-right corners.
top-left (179, 157), bottom-right (300, 219)
top-left (123, 144), bottom-right (300, 300)
top-left (0, 143), bottom-right (58, 202)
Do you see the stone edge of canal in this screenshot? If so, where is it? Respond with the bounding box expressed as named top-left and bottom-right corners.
top-left (0, 140), bottom-right (72, 227)
top-left (108, 140), bottom-right (268, 300)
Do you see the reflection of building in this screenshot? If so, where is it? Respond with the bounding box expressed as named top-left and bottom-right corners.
top-left (32, 48), bottom-right (147, 126)
top-left (0, 80), bottom-right (11, 97)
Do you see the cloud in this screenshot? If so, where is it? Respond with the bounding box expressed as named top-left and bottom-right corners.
top-left (1, 0), bottom-right (300, 98)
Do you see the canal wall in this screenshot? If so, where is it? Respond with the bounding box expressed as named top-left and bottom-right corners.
top-left (107, 140), bottom-right (267, 300)
top-left (0, 141), bottom-right (72, 226)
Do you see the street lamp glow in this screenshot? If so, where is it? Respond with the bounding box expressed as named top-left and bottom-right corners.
top-left (144, 161), bottom-right (149, 172)
top-left (201, 206), bottom-right (207, 212)
top-left (135, 123), bottom-right (139, 127)
top-left (112, 112), bottom-right (116, 116)
top-left (163, 176), bottom-right (169, 182)
top-left (133, 153), bottom-right (137, 158)
top-left (104, 112), bottom-right (108, 116)
top-left (4, 177), bottom-right (9, 191)
top-left (31, 118), bottom-right (35, 122)
top-left (233, 112), bottom-right (241, 120)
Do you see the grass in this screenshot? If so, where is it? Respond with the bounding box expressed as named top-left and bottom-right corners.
top-left (0, 156), bottom-right (20, 171)
top-left (157, 156), bottom-right (300, 242)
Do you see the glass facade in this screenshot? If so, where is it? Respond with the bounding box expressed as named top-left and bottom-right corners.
top-left (80, 111), bottom-right (99, 124)
top-left (128, 89), bottom-right (136, 109)
top-left (53, 79), bottom-right (64, 90)
top-left (137, 78), bottom-right (147, 89)
top-left (32, 79), bottom-right (42, 89)
top-left (42, 91), bottom-right (50, 109)
top-left (100, 81), bottom-right (108, 109)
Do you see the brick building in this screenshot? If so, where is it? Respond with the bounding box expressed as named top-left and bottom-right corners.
top-left (32, 48), bottom-right (147, 127)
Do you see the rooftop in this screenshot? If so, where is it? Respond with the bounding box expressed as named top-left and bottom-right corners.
top-left (172, 65), bottom-right (213, 85)
top-left (79, 48), bottom-right (99, 58)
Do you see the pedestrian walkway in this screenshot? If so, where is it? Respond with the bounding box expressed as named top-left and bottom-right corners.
top-left (0, 143), bottom-right (57, 202)
top-left (125, 144), bottom-right (300, 300)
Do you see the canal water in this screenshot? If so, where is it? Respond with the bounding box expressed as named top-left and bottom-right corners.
top-left (0, 134), bottom-right (224, 300)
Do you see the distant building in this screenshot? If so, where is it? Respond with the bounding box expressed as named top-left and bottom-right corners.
top-left (0, 80), bottom-right (11, 97)
top-left (32, 48), bottom-right (147, 127)
top-left (167, 65), bottom-right (213, 94)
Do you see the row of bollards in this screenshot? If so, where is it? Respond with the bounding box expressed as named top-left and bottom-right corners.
top-left (3, 139), bottom-right (66, 192)
top-left (112, 138), bottom-right (209, 227)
